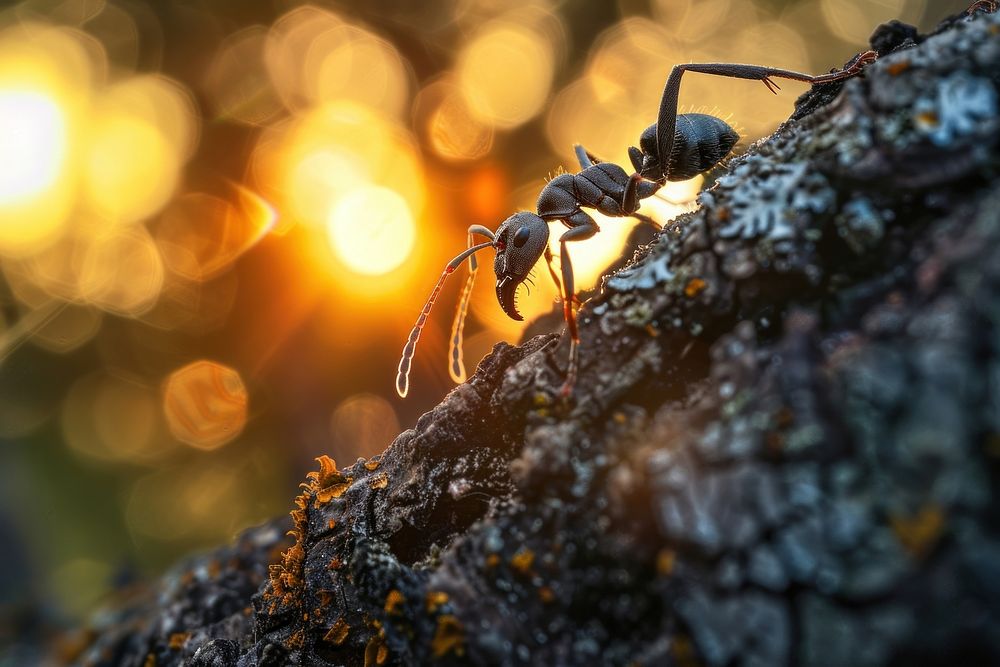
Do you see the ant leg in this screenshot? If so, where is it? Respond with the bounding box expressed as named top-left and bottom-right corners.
top-left (655, 53), bottom-right (877, 174)
top-left (968, 0), bottom-right (997, 13)
top-left (574, 144), bottom-right (601, 169)
top-left (556, 218), bottom-right (599, 397)
top-left (622, 173), bottom-right (643, 214)
top-left (448, 224), bottom-right (497, 383)
top-left (543, 245), bottom-right (563, 294)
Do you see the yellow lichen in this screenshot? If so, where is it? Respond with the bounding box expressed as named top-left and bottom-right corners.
top-left (385, 589), bottom-right (406, 615)
top-left (364, 459), bottom-right (381, 471)
top-left (425, 590), bottom-right (449, 613)
top-left (432, 615), bottom-right (465, 658)
top-left (887, 60), bottom-right (910, 76)
top-left (365, 634), bottom-right (389, 666)
top-left (324, 617), bottom-right (350, 645)
top-left (891, 505), bottom-right (945, 558)
top-left (657, 548), bottom-right (676, 576)
top-left (671, 635), bottom-right (700, 667)
top-left (684, 277), bottom-right (707, 298)
top-left (168, 633), bottom-right (189, 650)
top-left (510, 548), bottom-right (535, 575)
top-left (370, 472), bottom-right (389, 490)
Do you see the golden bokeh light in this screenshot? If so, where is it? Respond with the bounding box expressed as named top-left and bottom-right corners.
top-left (157, 185), bottom-right (277, 282)
top-left (264, 5), bottom-right (345, 113)
top-left (307, 22), bottom-right (411, 119)
top-left (84, 75), bottom-right (197, 224)
top-left (650, 0), bottom-right (732, 42)
top-left (418, 78), bottom-right (495, 161)
top-left (204, 26), bottom-right (283, 127)
top-left (163, 360), bottom-right (249, 451)
top-left (330, 393), bottom-right (400, 458)
top-left (457, 21), bottom-right (556, 129)
top-left (84, 112), bottom-right (176, 223)
top-left (49, 558), bottom-right (113, 618)
top-left (253, 101), bottom-right (425, 234)
top-left (62, 371), bottom-right (161, 463)
top-left (0, 90), bottom-right (66, 205)
top-left (820, 0), bottom-right (926, 44)
top-left (264, 6), bottom-right (412, 118)
top-left (30, 303), bottom-right (102, 354)
top-left (78, 225), bottom-right (165, 316)
top-left (327, 185), bottom-right (415, 276)
top-left (0, 23), bottom-right (95, 256)
top-left (126, 461), bottom-right (251, 543)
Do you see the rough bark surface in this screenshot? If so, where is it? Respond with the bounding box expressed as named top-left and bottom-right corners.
top-left (66, 9), bottom-right (1000, 667)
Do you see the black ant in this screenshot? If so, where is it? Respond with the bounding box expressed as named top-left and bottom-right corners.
top-left (396, 50), bottom-right (884, 399)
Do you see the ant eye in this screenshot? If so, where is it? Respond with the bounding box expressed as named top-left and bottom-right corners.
top-left (512, 227), bottom-right (531, 247)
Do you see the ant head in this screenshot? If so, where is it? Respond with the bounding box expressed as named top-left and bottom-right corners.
top-left (630, 123), bottom-right (663, 181)
top-left (492, 212), bottom-right (549, 321)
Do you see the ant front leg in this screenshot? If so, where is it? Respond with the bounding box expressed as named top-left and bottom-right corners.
top-left (556, 215), bottom-right (599, 397)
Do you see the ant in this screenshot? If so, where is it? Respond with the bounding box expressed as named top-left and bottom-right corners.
top-left (395, 50), bottom-right (883, 399)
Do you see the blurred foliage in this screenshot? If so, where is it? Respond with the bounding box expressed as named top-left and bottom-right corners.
top-left (0, 0), bottom-right (971, 634)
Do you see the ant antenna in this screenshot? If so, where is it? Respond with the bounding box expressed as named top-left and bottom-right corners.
top-left (449, 225), bottom-right (495, 384)
top-left (396, 238), bottom-right (494, 398)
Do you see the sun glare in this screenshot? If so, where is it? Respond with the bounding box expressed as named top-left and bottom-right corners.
top-left (326, 185), bottom-right (415, 276)
top-left (0, 90), bottom-right (66, 205)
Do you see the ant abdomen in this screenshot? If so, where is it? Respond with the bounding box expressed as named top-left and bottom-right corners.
top-left (633, 113), bottom-right (740, 183)
top-left (667, 113), bottom-right (740, 181)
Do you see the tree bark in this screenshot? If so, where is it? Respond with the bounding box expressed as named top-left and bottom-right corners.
top-left (66, 8), bottom-right (1000, 666)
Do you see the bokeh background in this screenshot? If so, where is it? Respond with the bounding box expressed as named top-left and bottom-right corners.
top-left (0, 0), bottom-right (971, 643)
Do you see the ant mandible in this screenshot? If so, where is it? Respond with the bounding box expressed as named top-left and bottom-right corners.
top-left (395, 50), bottom-right (880, 399)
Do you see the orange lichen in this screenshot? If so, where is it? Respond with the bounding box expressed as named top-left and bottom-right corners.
top-left (425, 590), bottom-right (449, 613)
top-left (307, 455), bottom-right (353, 506)
top-left (916, 110), bottom-right (939, 128)
top-left (887, 60), bottom-right (910, 76)
top-left (431, 615), bottom-right (465, 658)
top-left (329, 519), bottom-right (337, 530)
top-left (485, 553), bottom-right (500, 568)
top-left (168, 633), bottom-right (190, 650)
top-left (684, 277), bottom-right (707, 298)
top-left (364, 459), bottom-right (381, 471)
top-left (328, 557), bottom-right (344, 570)
top-left (266, 456), bottom-right (351, 608)
top-left (891, 505), bottom-right (945, 558)
top-left (288, 629), bottom-right (306, 649)
top-left (144, 655), bottom-right (156, 667)
top-left (538, 586), bottom-right (555, 604)
top-left (510, 548), bottom-right (534, 575)
top-left (671, 635), bottom-right (700, 667)
top-left (370, 472), bottom-right (389, 490)
top-left (384, 589), bottom-right (406, 615)
top-left (365, 634), bottom-right (389, 666)
top-left (317, 590), bottom-right (337, 608)
top-left (324, 617), bottom-right (350, 645)
top-left (656, 549), bottom-right (676, 576)
top-left (645, 323), bottom-right (660, 337)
